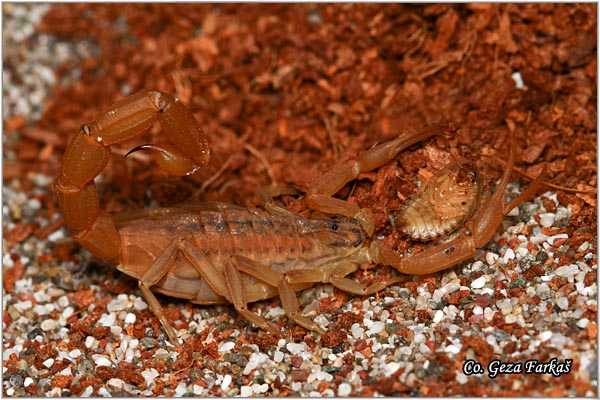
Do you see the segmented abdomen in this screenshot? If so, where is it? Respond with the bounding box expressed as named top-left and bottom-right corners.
top-left (396, 163), bottom-right (481, 241)
top-left (120, 203), bottom-right (362, 275)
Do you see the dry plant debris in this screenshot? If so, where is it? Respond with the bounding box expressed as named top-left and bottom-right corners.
top-left (2, 3), bottom-right (597, 397)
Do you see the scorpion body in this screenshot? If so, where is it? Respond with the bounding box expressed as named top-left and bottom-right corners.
top-left (118, 203), bottom-right (365, 304)
top-left (55, 90), bottom-right (544, 342)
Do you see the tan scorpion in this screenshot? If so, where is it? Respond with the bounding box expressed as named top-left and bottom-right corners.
top-left (55, 90), bottom-right (544, 343)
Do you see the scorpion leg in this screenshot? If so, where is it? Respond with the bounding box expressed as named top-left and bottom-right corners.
top-left (222, 258), bottom-right (280, 335)
top-left (133, 238), bottom-right (233, 343)
top-left (369, 133), bottom-right (548, 275)
top-left (233, 257), bottom-right (407, 333)
top-left (307, 123), bottom-right (454, 235)
top-left (232, 256), bottom-right (326, 334)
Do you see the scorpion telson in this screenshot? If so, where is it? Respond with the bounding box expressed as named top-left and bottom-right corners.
top-left (56, 90), bottom-right (545, 342)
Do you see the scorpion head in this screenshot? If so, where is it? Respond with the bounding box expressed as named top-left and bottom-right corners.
top-left (305, 217), bottom-right (364, 259)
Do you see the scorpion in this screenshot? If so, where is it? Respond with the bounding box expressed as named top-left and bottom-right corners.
top-left (55, 90), bottom-right (543, 343)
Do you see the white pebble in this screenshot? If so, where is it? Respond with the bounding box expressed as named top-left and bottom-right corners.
top-left (536, 282), bottom-right (550, 295)
top-left (539, 330), bottom-right (553, 342)
top-left (539, 213), bottom-right (555, 227)
top-left (243, 353), bottom-right (268, 375)
top-left (40, 318), bottom-right (56, 331)
top-left (419, 343), bottom-right (431, 353)
top-left (471, 276), bottom-right (486, 289)
top-left (547, 233), bottom-right (568, 246)
top-left (385, 362), bottom-right (401, 375)
top-left (43, 358), bottom-right (54, 368)
top-left (445, 281), bottom-right (461, 294)
top-left (286, 342), bottom-right (306, 355)
top-left (432, 310), bottom-right (444, 323)
top-left (133, 297), bottom-right (148, 310)
top-left (485, 252), bottom-right (499, 265)
top-left (253, 383), bottom-right (269, 393)
top-left (556, 296), bottom-right (569, 310)
top-left (314, 314), bottom-right (330, 329)
top-left (511, 71), bottom-right (524, 89)
top-left (445, 344), bottom-right (461, 354)
top-left (124, 312), bottom-right (136, 324)
top-left (141, 369), bottom-right (159, 387)
top-left (81, 386), bottom-right (94, 397)
top-left (240, 386), bottom-right (253, 397)
top-left (98, 313), bottom-right (116, 327)
top-left (218, 341), bottom-right (235, 353)
top-left (61, 306), bottom-right (75, 320)
top-left (577, 242), bottom-right (590, 252)
top-left (337, 382), bottom-right (352, 397)
top-left (175, 382), bottom-right (187, 396)
top-left (47, 229), bottom-right (65, 242)
top-left (23, 377), bottom-right (33, 387)
top-left (484, 307), bottom-right (495, 321)
top-left (91, 354), bottom-right (113, 367)
top-left (192, 384), bottom-right (204, 395)
top-left (497, 298), bottom-right (513, 314)
top-left (350, 323), bottom-right (364, 339)
top-left (367, 321), bottom-right (384, 335)
top-left (220, 374), bottom-right (232, 391)
top-left (85, 336), bottom-right (96, 349)
top-left (69, 349), bottom-right (81, 359)
top-left (505, 313), bottom-right (518, 324)
top-left (413, 333), bottom-right (426, 344)
top-left (273, 350), bottom-right (284, 363)
top-left (577, 318), bottom-right (589, 329)
top-left (501, 248), bottom-right (515, 263)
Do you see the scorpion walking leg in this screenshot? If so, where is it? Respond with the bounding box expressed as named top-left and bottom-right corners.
top-left (370, 133), bottom-right (548, 275)
top-left (307, 123), bottom-right (455, 235)
top-left (221, 258), bottom-right (280, 335)
top-left (135, 238), bottom-right (232, 343)
top-left (233, 257), bottom-right (407, 333)
top-left (231, 256), bottom-right (326, 334)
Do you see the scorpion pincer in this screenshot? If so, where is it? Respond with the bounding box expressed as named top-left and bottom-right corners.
top-left (55, 90), bottom-right (545, 343)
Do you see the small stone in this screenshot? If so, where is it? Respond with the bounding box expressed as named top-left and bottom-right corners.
top-left (577, 318), bottom-right (589, 329)
top-left (485, 252), bottom-right (499, 265)
top-left (367, 321), bottom-right (384, 335)
top-left (539, 213), bottom-right (555, 227)
top-left (220, 374), bottom-right (232, 391)
top-left (286, 342), bottom-right (306, 355)
top-left (338, 382), bottom-right (352, 397)
top-left (273, 350), bottom-right (284, 363)
top-left (91, 354), bottom-right (112, 367)
top-left (141, 369), bottom-right (160, 387)
top-left (40, 318), bottom-right (56, 331)
top-left (539, 330), bottom-right (552, 342)
top-left (577, 242), bottom-right (590, 252)
top-left (556, 296), bottom-right (569, 310)
top-left (124, 312), bottom-right (136, 324)
top-left (240, 386), bottom-right (253, 397)
top-left (471, 276), bottom-right (486, 289)
top-left (218, 341), bottom-right (235, 353)
top-left (445, 344), bottom-right (460, 354)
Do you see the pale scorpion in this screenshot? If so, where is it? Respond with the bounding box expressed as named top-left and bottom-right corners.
top-left (55, 90), bottom-right (543, 343)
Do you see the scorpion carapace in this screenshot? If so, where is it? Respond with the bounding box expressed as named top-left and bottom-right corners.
top-left (56, 90), bottom-right (545, 343)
